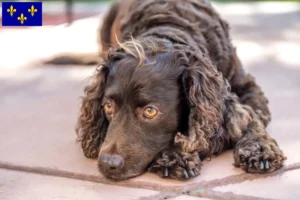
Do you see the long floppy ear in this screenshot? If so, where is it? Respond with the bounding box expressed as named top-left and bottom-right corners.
top-left (175, 55), bottom-right (226, 156)
top-left (76, 65), bottom-right (110, 158)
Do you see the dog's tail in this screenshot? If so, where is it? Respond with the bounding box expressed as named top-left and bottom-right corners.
top-left (44, 52), bottom-right (102, 66)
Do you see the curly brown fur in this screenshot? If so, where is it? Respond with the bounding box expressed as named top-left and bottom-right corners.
top-left (76, 0), bottom-right (286, 180)
top-left (76, 66), bottom-right (109, 158)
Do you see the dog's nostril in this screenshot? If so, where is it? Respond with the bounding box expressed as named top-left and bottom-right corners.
top-left (99, 154), bottom-right (124, 170)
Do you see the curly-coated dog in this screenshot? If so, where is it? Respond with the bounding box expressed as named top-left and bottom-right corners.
top-left (74, 0), bottom-right (286, 180)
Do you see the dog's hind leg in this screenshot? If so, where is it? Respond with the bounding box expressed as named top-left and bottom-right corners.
top-left (229, 51), bottom-right (271, 127)
top-left (223, 94), bottom-right (286, 173)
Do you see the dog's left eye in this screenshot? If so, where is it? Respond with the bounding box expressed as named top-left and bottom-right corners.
top-left (143, 106), bottom-right (158, 119)
top-left (104, 102), bottom-right (113, 114)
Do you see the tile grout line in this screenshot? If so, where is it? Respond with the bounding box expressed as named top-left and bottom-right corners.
top-left (0, 161), bottom-right (176, 192)
top-left (178, 162), bottom-right (300, 193)
top-left (0, 161), bottom-right (299, 195)
top-left (189, 188), bottom-right (276, 200)
top-left (138, 162), bottom-right (300, 200)
top-left (141, 163), bottom-right (300, 200)
top-left (137, 187), bottom-right (277, 200)
top-left (137, 162), bottom-right (300, 200)
top-left (137, 192), bottom-right (179, 200)
top-left (168, 162), bottom-right (300, 199)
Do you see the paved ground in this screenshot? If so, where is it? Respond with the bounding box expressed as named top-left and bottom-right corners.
top-left (0, 2), bottom-right (300, 200)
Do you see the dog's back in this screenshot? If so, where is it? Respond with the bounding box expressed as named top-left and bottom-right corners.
top-left (102, 0), bottom-right (235, 79)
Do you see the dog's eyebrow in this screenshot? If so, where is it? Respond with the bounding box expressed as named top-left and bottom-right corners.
top-left (134, 90), bottom-right (166, 105)
top-left (104, 87), bottom-right (120, 100)
top-left (134, 96), bottom-right (153, 106)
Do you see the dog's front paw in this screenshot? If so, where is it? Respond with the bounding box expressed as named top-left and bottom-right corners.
top-left (148, 150), bottom-right (201, 180)
top-left (234, 139), bottom-right (286, 173)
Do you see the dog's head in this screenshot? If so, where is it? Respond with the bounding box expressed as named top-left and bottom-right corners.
top-left (76, 38), bottom-right (224, 180)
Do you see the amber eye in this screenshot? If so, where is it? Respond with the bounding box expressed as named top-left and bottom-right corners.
top-left (104, 102), bottom-right (113, 114)
top-left (143, 107), bottom-right (158, 119)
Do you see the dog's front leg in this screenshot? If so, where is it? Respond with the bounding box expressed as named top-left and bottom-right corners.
top-left (233, 118), bottom-right (286, 173)
top-left (148, 133), bottom-right (202, 180)
top-left (224, 94), bottom-right (286, 173)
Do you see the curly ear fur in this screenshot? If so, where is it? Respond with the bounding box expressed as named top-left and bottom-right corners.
top-left (76, 65), bottom-right (109, 158)
top-left (175, 55), bottom-right (227, 157)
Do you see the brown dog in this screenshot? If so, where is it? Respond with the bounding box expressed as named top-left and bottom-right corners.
top-left (65, 0), bottom-right (287, 180)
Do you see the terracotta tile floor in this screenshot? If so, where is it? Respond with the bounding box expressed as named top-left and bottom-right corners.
top-left (0, 2), bottom-right (300, 200)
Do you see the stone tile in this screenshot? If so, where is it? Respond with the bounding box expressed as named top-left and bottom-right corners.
top-left (0, 169), bottom-right (158, 200)
top-left (214, 169), bottom-right (300, 200)
top-left (0, 68), bottom-right (98, 176)
top-left (171, 195), bottom-right (212, 200)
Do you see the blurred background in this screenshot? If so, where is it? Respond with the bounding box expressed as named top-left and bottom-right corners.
top-left (0, 0), bottom-right (299, 69)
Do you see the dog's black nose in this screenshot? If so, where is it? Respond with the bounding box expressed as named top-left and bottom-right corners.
top-left (99, 154), bottom-right (124, 170)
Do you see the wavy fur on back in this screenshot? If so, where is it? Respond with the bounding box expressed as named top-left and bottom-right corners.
top-left (107, 0), bottom-right (235, 79)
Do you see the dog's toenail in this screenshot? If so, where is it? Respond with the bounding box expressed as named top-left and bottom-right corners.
top-left (189, 169), bottom-right (195, 177)
top-left (265, 160), bottom-right (270, 169)
top-left (164, 168), bottom-right (169, 177)
top-left (194, 167), bottom-right (201, 174)
top-left (241, 156), bottom-right (245, 162)
top-left (260, 161), bottom-right (264, 169)
top-left (249, 161), bottom-right (253, 168)
top-left (183, 169), bottom-right (189, 179)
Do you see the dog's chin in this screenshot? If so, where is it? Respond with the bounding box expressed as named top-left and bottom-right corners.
top-left (98, 166), bottom-right (144, 181)
top-left (102, 171), bottom-right (142, 181)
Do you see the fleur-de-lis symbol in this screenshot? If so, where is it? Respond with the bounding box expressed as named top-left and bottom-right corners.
top-left (7, 5), bottom-right (16, 16)
top-left (28, 5), bottom-right (37, 16)
top-left (17, 13), bottom-right (27, 24)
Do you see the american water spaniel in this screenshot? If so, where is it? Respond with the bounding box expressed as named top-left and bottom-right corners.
top-left (73, 0), bottom-right (286, 180)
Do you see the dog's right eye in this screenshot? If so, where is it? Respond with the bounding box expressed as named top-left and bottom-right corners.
top-left (104, 102), bottom-right (113, 114)
top-left (143, 106), bottom-right (158, 119)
